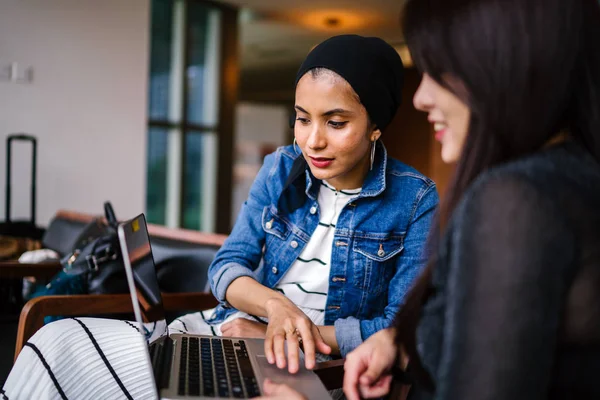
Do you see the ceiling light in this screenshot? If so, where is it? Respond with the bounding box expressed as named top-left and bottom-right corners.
top-left (324, 17), bottom-right (341, 28)
top-left (298, 10), bottom-right (380, 31)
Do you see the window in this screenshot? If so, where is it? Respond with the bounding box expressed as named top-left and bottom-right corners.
top-left (146, 0), bottom-right (237, 232)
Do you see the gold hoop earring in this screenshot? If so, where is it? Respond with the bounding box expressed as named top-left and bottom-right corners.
top-left (370, 139), bottom-right (377, 170)
top-left (294, 137), bottom-right (300, 154)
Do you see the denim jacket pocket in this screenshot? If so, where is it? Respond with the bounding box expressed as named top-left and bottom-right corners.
top-left (262, 206), bottom-right (291, 266)
top-left (262, 206), bottom-right (291, 240)
top-left (352, 234), bottom-right (404, 291)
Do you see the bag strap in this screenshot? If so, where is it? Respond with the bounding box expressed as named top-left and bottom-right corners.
top-left (104, 201), bottom-right (118, 228)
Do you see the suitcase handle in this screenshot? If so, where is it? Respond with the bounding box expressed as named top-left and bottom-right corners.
top-left (6, 133), bottom-right (37, 224)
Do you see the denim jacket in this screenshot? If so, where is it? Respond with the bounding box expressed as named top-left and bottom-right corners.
top-left (208, 142), bottom-right (438, 356)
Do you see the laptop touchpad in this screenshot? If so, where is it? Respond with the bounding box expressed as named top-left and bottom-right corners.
top-left (254, 356), bottom-right (329, 397)
top-left (255, 356), bottom-right (314, 380)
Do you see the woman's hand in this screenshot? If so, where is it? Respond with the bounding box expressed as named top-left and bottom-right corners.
top-left (221, 318), bottom-right (267, 338)
top-left (264, 298), bottom-right (331, 373)
top-left (343, 327), bottom-right (400, 400)
top-left (252, 379), bottom-right (307, 400)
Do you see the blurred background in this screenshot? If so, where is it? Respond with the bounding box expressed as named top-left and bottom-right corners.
top-left (0, 0), bottom-right (453, 236)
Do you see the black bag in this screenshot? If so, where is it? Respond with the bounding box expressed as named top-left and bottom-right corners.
top-left (32, 202), bottom-right (129, 301)
top-left (61, 202), bottom-right (129, 294)
top-left (30, 203), bottom-right (130, 323)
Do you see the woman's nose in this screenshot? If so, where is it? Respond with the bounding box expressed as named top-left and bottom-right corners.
top-left (306, 125), bottom-right (327, 150)
top-left (413, 76), bottom-right (434, 112)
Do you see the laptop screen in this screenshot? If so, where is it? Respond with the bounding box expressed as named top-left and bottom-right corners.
top-left (120, 214), bottom-right (168, 342)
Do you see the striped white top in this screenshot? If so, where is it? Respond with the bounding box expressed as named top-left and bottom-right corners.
top-left (275, 180), bottom-right (361, 311)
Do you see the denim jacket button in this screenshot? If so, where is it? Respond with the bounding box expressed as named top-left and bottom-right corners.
top-left (265, 219), bottom-right (273, 229)
top-left (309, 206), bottom-right (317, 214)
top-left (378, 249), bottom-right (385, 257)
top-left (290, 240), bottom-right (298, 249)
top-left (271, 266), bottom-right (278, 274)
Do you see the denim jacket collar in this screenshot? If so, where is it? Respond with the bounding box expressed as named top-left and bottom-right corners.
top-left (303, 141), bottom-right (388, 200)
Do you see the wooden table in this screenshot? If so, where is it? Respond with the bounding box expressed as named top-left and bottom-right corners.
top-left (0, 260), bottom-right (62, 278)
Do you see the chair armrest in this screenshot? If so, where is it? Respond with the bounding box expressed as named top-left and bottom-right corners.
top-left (15, 292), bottom-right (219, 362)
top-left (0, 261), bottom-right (62, 278)
top-left (163, 292), bottom-right (219, 311)
top-left (313, 358), bottom-right (346, 390)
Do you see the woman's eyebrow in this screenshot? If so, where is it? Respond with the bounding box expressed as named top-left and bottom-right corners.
top-left (294, 105), bottom-right (353, 117)
top-left (322, 108), bottom-right (353, 117)
top-left (294, 105), bottom-right (309, 114)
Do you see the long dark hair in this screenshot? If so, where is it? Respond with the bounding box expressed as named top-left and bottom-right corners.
top-left (395, 0), bottom-right (600, 390)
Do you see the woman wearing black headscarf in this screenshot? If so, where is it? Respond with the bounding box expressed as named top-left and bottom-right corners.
top-left (200, 34), bottom-right (438, 374)
top-left (3, 35), bottom-right (438, 399)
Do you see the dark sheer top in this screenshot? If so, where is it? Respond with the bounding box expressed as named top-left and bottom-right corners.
top-left (411, 142), bottom-right (600, 400)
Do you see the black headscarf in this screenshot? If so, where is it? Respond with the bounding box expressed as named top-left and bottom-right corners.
top-left (279, 35), bottom-right (405, 214)
top-left (296, 34), bottom-right (404, 131)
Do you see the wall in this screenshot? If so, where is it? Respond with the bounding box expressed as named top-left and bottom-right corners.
top-left (231, 102), bottom-right (289, 223)
top-left (0, 0), bottom-right (150, 226)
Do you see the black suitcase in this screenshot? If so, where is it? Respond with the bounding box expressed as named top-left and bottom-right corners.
top-left (0, 134), bottom-right (44, 320)
top-left (0, 134), bottom-right (45, 240)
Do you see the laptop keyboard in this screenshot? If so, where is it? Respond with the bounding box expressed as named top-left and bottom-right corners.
top-left (178, 337), bottom-right (260, 398)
